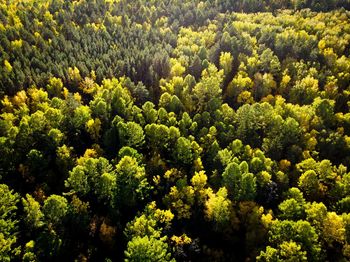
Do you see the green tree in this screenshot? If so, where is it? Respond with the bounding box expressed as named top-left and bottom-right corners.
top-left (73, 105), bottom-right (91, 129)
top-left (22, 194), bottom-right (44, 229)
top-left (46, 77), bottom-right (63, 97)
top-left (115, 156), bottom-right (150, 207)
top-left (260, 48), bottom-right (281, 76)
top-left (142, 102), bottom-right (158, 124)
top-left (0, 184), bottom-right (20, 262)
top-left (222, 162), bottom-right (257, 201)
top-left (227, 70), bottom-right (254, 103)
top-left (173, 137), bottom-right (194, 166)
top-left (145, 124), bottom-right (170, 151)
top-left (305, 202), bottom-right (327, 231)
top-left (124, 202), bottom-right (174, 261)
top-left (236, 103), bottom-right (274, 148)
top-left (125, 235), bottom-right (174, 262)
top-left (193, 64), bottom-right (223, 112)
top-left (65, 157), bottom-right (115, 205)
top-left (298, 170), bottom-right (321, 200)
top-left (42, 195), bottom-right (68, 225)
top-left (278, 198), bottom-right (305, 220)
top-left (290, 76), bottom-right (319, 105)
top-left (257, 241), bottom-right (307, 261)
top-left (267, 220), bottom-right (323, 261)
top-left (117, 121), bottom-right (145, 149)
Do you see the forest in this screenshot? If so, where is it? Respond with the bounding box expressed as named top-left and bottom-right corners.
top-left (1, 0), bottom-right (350, 261)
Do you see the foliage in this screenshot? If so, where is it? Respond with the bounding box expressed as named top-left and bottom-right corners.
top-left (0, 0), bottom-right (350, 261)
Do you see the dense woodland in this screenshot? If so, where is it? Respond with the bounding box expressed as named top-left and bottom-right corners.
top-left (1, 0), bottom-right (350, 261)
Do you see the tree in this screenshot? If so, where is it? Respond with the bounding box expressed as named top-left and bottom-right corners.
top-left (0, 184), bottom-right (20, 262)
top-left (257, 241), bottom-right (307, 261)
top-left (124, 202), bottom-right (174, 240)
top-left (145, 124), bottom-right (170, 151)
top-left (164, 181), bottom-right (195, 220)
top-left (257, 246), bottom-right (279, 261)
top-left (0, 2), bottom-right (350, 261)
top-left (262, 116), bottom-right (301, 160)
top-left (3, 60), bottom-right (13, 74)
top-left (290, 76), bottom-right (319, 105)
top-left (227, 70), bottom-right (254, 104)
top-left (337, 196), bottom-right (350, 213)
top-left (46, 77), bottom-right (63, 97)
top-left (296, 158), bottom-right (338, 198)
top-left (117, 121), bottom-right (145, 149)
top-left (322, 212), bottom-right (345, 247)
top-left (68, 66), bottom-right (82, 87)
top-left (222, 162), bottom-right (257, 201)
top-left (125, 236), bottom-right (174, 262)
top-left (260, 48), bottom-right (281, 76)
top-left (22, 240), bottom-right (38, 262)
top-left (124, 202), bottom-right (174, 261)
top-left (86, 118), bottom-right (101, 141)
top-left (142, 102), bottom-right (158, 124)
top-left (191, 170), bottom-right (208, 204)
top-left (73, 105), bottom-right (91, 129)
top-left (313, 98), bottom-right (335, 127)
top-left (22, 194), bottom-right (44, 229)
top-left (170, 59), bottom-right (186, 77)
top-left (305, 202), bottom-right (327, 231)
top-left (298, 170), bottom-right (321, 200)
top-left (66, 166), bottom-right (90, 196)
top-left (42, 195), bottom-right (68, 225)
top-left (66, 156), bottom-right (115, 206)
top-left (236, 103), bottom-right (274, 148)
top-left (267, 220), bottom-right (323, 261)
top-left (173, 137), bottom-right (194, 166)
top-left (115, 156), bottom-right (150, 207)
top-left (100, 78), bottom-right (134, 118)
top-left (193, 64), bottom-right (223, 112)
top-left (219, 52), bottom-right (233, 77)
top-left (205, 187), bottom-right (232, 230)
top-left (278, 198), bottom-right (305, 220)
top-left (159, 93), bottom-right (185, 114)
top-left (118, 147), bottom-right (143, 164)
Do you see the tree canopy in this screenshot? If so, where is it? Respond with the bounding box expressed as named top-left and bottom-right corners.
top-left (1, 0), bottom-right (350, 261)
